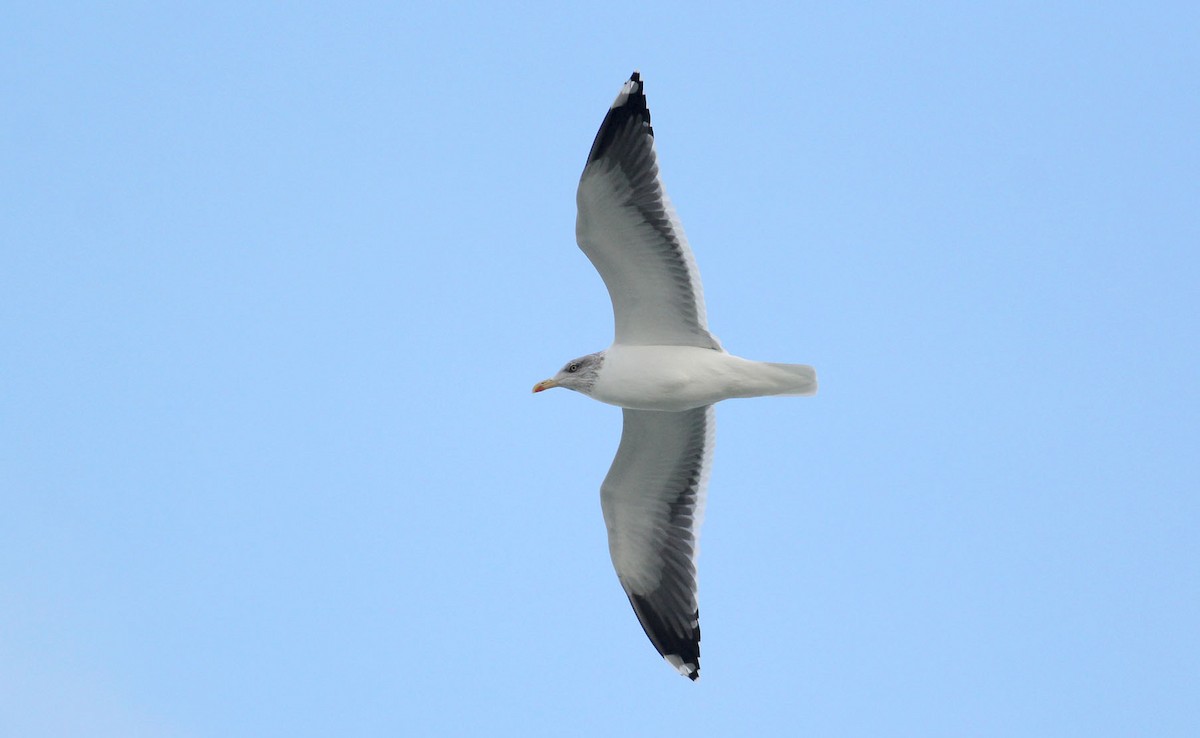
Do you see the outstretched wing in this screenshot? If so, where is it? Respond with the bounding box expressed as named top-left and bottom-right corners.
top-left (600, 406), bottom-right (715, 680)
top-left (576, 72), bottom-right (721, 350)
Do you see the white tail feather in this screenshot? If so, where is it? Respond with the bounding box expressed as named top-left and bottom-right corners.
top-left (764, 362), bottom-right (818, 396)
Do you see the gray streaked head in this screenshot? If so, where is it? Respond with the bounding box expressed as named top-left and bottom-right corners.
top-left (532, 351), bottom-right (605, 395)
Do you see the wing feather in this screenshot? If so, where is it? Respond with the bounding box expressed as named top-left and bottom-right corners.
top-left (576, 72), bottom-right (721, 350)
top-left (599, 406), bottom-right (715, 680)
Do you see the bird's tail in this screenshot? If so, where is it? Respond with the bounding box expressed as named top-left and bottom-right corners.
top-left (763, 363), bottom-right (818, 396)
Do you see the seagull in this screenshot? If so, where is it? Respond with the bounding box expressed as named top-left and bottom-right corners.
top-left (533, 72), bottom-right (818, 681)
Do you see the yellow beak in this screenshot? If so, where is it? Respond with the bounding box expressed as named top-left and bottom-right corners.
top-left (532, 378), bottom-right (559, 393)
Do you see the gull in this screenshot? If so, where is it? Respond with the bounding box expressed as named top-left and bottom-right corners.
top-left (533, 72), bottom-right (818, 681)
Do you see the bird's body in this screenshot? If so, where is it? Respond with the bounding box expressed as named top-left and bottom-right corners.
top-left (589, 345), bottom-right (817, 412)
top-left (533, 71), bottom-right (817, 681)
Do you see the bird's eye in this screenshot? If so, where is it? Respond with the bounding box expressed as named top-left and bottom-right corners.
top-left (567, 363), bottom-right (580, 373)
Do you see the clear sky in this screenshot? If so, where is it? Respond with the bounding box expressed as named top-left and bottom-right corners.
top-left (3, 2), bottom-right (1197, 736)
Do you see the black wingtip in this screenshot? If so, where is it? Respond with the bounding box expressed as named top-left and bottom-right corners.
top-left (584, 72), bottom-right (653, 165)
top-left (672, 656), bottom-right (701, 682)
top-left (627, 593), bottom-right (701, 681)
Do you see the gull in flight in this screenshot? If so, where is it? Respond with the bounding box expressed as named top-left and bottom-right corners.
top-left (533, 72), bottom-right (818, 680)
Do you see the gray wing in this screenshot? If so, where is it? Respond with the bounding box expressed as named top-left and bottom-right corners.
top-left (576, 72), bottom-right (722, 350)
top-left (600, 405), bottom-right (715, 681)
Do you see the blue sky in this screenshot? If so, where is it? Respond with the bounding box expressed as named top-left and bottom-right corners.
top-left (3, 2), bottom-right (1197, 736)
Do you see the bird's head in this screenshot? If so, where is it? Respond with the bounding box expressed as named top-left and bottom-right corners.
top-left (532, 352), bottom-right (605, 395)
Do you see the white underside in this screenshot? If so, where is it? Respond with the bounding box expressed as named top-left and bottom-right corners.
top-left (590, 344), bottom-right (817, 411)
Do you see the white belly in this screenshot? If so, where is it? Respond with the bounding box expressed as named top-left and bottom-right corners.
top-left (589, 344), bottom-right (800, 411)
